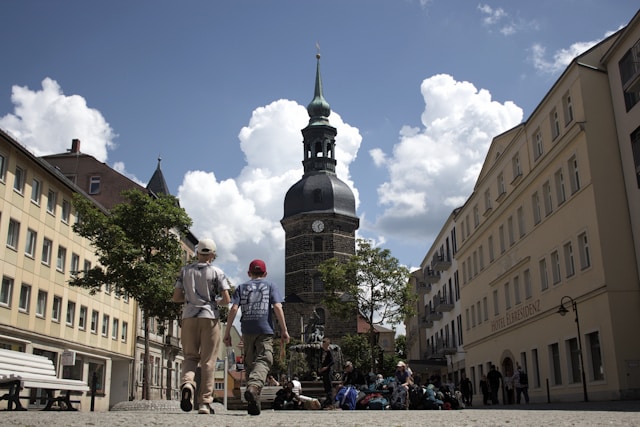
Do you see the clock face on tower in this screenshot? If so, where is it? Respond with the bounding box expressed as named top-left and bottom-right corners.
top-left (311, 220), bottom-right (325, 233)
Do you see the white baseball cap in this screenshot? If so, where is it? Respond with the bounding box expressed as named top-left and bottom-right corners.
top-left (197, 238), bottom-right (217, 254)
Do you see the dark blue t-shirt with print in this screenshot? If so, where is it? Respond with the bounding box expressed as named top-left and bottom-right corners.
top-left (232, 278), bottom-right (283, 335)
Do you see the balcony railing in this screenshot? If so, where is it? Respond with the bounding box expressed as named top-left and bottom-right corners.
top-left (420, 317), bottom-right (434, 329)
top-left (424, 268), bottom-right (440, 284)
top-left (431, 253), bottom-right (451, 271)
top-left (164, 335), bottom-right (180, 348)
top-left (425, 310), bottom-right (443, 321)
top-left (416, 281), bottom-right (432, 294)
top-left (434, 296), bottom-right (455, 312)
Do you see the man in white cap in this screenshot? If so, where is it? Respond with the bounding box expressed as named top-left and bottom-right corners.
top-left (173, 238), bottom-right (232, 415)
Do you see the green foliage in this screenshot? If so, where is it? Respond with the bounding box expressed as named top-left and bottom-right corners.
top-left (339, 333), bottom-right (373, 374)
top-left (317, 238), bottom-right (417, 370)
top-left (70, 189), bottom-right (192, 322)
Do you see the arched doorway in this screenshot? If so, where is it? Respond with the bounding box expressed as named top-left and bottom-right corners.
top-left (502, 357), bottom-right (515, 404)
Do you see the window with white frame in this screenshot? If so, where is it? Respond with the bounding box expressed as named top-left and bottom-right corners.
top-left (551, 250), bottom-right (561, 284)
top-left (0, 276), bottom-right (13, 307)
top-left (79, 305), bottom-right (87, 330)
top-left (532, 192), bottom-right (541, 224)
top-left (523, 269), bottom-right (532, 299)
top-left (567, 337), bottom-right (581, 384)
top-left (102, 314), bottom-right (109, 336)
top-left (41, 238), bottom-right (52, 265)
top-left (89, 176), bottom-right (101, 194)
top-left (36, 290), bottom-right (47, 317)
top-left (578, 232), bottom-right (591, 270)
top-left (554, 168), bottom-right (566, 205)
top-left (18, 283), bottom-right (31, 312)
top-left (564, 242), bottom-right (575, 277)
top-left (568, 155), bottom-right (581, 194)
top-left (61, 199), bottom-right (71, 223)
top-left (471, 304), bottom-right (476, 327)
top-left (539, 258), bottom-right (549, 290)
top-left (70, 253), bottom-right (80, 275)
top-left (7, 218), bottom-right (20, 249)
top-left (25, 228), bottom-right (37, 257)
top-left (479, 245), bottom-right (485, 270)
top-left (91, 310), bottom-right (99, 333)
top-left (543, 181), bottom-right (553, 216)
top-left (121, 321), bottom-right (128, 342)
top-left (493, 289), bottom-right (499, 316)
top-left (504, 282), bottom-right (511, 310)
top-left (512, 152), bottom-right (522, 179)
top-left (587, 331), bottom-right (604, 381)
top-left (476, 301), bottom-right (481, 324)
top-left (13, 165), bottom-right (25, 193)
top-left (517, 206), bottom-right (526, 237)
top-left (483, 297), bottom-right (488, 321)
top-left (533, 130), bottom-right (543, 160)
top-left (563, 92), bottom-right (574, 125)
top-left (507, 216), bottom-right (515, 246)
top-left (488, 235), bottom-right (495, 262)
top-left (513, 275), bottom-right (521, 305)
top-left (112, 318), bottom-right (119, 340)
top-left (497, 172), bottom-right (505, 197)
top-left (0, 153), bottom-right (6, 182)
top-left (52, 295), bottom-right (62, 322)
top-left (56, 245), bottom-right (67, 272)
top-left (484, 189), bottom-right (492, 212)
top-left (550, 342), bottom-right (562, 385)
top-left (498, 225), bottom-right (505, 254)
top-left (473, 205), bottom-right (479, 227)
top-left (46, 189), bottom-right (57, 214)
top-left (31, 178), bottom-right (41, 204)
top-left (550, 108), bottom-right (560, 140)
top-left (66, 301), bottom-right (75, 326)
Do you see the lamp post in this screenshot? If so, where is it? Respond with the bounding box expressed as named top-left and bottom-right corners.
top-left (557, 296), bottom-right (588, 402)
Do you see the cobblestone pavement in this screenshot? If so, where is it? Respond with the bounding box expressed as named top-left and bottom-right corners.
top-left (2, 400), bottom-right (640, 426)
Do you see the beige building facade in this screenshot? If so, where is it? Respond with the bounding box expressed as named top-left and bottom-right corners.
top-left (406, 10), bottom-right (640, 402)
top-left (0, 129), bottom-right (137, 411)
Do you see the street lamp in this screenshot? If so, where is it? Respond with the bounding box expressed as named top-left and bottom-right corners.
top-left (557, 296), bottom-right (588, 402)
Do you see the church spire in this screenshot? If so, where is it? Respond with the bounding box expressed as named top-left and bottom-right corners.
top-left (146, 156), bottom-right (171, 196)
top-left (306, 52), bottom-right (331, 125)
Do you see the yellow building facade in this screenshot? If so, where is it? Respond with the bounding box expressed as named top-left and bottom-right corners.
top-left (0, 129), bottom-right (138, 410)
top-left (407, 10), bottom-right (640, 402)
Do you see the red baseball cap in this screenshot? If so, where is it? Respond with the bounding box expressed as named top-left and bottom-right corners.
top-left (249, 259), bottom-right (267, 274)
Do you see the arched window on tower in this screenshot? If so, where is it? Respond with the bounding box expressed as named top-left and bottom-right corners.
top-left (315, 307), bottom-right (325, 324)
top-left (313, 236), bottom-right (323, 252)
top-left (314, 140), bottom-right (323, 157)
top-left (313, 274), bottom-right (324, 292)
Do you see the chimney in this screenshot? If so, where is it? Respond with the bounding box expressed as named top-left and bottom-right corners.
top-left (71, 139), bottom-right (81, 153)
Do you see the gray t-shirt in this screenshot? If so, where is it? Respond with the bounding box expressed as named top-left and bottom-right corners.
top-left (175, 262), bottom-right (231, 319)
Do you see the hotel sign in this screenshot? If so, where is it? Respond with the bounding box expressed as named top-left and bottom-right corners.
top-left (491, 299), bottom-right (541, 332)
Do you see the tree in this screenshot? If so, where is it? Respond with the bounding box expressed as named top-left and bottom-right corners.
top-left (317, 238), bottom-right (416, 372)
top-left (339, 333), bottom-right (373, 374)
top-left (70, 189), bottom-right (192, 399)
top-left (395, 335), bottom-right (407, 360)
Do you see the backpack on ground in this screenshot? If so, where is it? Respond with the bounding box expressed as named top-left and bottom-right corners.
top-left (390, 384), bottom-right (408, 410)
top-left (335, 385), bottom-right (358, 410)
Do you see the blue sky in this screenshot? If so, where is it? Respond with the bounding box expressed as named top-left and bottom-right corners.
top-left (1, 1), bottom-right (638, 314)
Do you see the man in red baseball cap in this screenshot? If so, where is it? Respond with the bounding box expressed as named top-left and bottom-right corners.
top-left (223, 259), bottom-right (290, 416)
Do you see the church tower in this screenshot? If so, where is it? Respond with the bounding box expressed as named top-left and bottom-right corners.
top-left (281, 54), bottom-right (360, 344)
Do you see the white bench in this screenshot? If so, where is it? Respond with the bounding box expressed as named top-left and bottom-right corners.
top-left (240, 385), bottom-right (281, 404)
top-left (0, 348), bottom-right (90, 411)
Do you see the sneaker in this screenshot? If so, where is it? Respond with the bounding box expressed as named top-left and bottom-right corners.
top-left (198, 403), bottom-right (214, 414)
top-left (244, 385), bottom-right (261, 416)
top-left (180, 383), bottom-right (194, 412)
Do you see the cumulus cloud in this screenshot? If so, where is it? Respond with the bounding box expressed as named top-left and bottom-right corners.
top-left (177, 99), bottom-right (362, 289)
top-left (530, 29), bottom-right (618, 75)
top-left (0, 78), bottom-right (116, 160)
top-left (477, 4), bottom-right (539, 36)
top-left (369, 74), bottom-right (523, 242)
